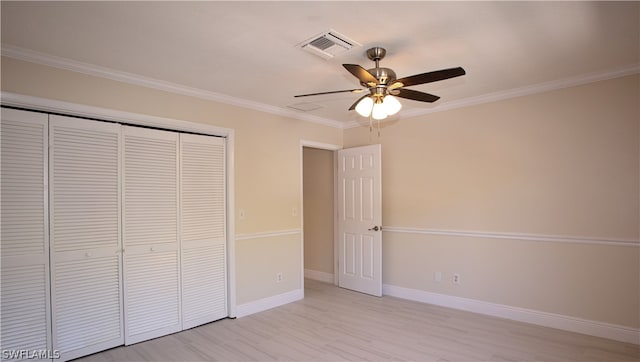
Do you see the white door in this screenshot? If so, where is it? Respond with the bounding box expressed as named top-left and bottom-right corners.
top-left (1, 109), bottom-right (52, 361)
top-left (49, 115), bottom-right (124, 361)
top-left (180, 134), bottom-right (227, 329)
top-left (122, 126), bottom-right (181, 345)
top-left (337, 144), bottom-right (382, 296)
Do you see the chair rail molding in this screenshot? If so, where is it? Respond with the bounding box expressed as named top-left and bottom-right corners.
top-left (382, 226), bottom-right (640, 247)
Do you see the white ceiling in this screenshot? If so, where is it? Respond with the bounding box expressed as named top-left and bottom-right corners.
top-left (2, 1), bottom-right (638, 127)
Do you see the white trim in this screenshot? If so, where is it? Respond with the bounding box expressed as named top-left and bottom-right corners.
top-left (299, 146), bottom-right (305, 295)
top-left (382, 226), bottom-right (640, 247)
top-left (225, 136), bottom-right (237, 318)
top-left (0, 92), bottom-right (238, 319)
top-left (2, 45), bottom-right (344, 129)
top-left (234, 229), bottom-right (301, 241)
top-left (235, 288), bottom-right (304, 318)
top-left (383, 284), bottom-right (640, 345)
top-left (343, 63), bottom-right (640, 128)
top-left (300, 140), bottom-right (342, 151)
top-left (333, 150), bottom-right (339, 285)
top-left (304, 269), bottom-right (334, 284)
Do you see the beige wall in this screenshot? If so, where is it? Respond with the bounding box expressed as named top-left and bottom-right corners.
top-left (4, 55), bottom-right (638, 328)
top-left (236, 233), bottom-right (301, 303)
top-left (345, 74), bottom-right (640, 328)
top-left (1, 56), bottom-right (343, 305)
top-left (303, 147), bottom-right (334, 275)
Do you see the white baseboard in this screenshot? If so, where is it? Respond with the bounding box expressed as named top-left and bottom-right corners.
top-left (383, 284), bottom-right (639, 345)
top-left (235, 288), bottom-right (304, 318)
top-left (304, 269), bottom-right (334, 283)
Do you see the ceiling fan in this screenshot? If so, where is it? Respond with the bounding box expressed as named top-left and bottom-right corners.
top-left (294, 47), bottom-right (466, 120)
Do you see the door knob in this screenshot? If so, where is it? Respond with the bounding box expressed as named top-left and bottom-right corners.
top-left (368, 226), bottom-right (381, 231)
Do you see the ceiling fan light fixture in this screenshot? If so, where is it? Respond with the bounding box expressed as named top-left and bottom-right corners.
top-left (355, 96), bottom-right (374, 117)
top-left (382, 95), bottom-right (402, 116)
top-left (371, 101), bottom-right (388, 120)
top-left (355, 94), bottom-right (401, 120)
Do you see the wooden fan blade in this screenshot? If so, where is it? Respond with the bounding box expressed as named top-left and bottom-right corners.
top-left (348, 94), bottom-right (370, 111)
top-left (343, 64), bottom-right (378, 86)
top-left (395, 67), bottom-right (466, 87)
top-left (294, 89), bottom-right (364, 97)
top-left (395, 88), bottom-right (440, 103)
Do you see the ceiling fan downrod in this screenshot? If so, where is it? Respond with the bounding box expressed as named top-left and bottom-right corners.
top-left (364, 47), bottom-right (396, 88)
top-left (366, 47), bottom-right (386, 66)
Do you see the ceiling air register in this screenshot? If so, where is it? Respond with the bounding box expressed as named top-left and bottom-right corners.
top-left (299, 30), bottom-right (358, 59)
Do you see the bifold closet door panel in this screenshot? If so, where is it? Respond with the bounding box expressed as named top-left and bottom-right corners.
top-left (0, 109), bottom-right (52, 361)
top-left (122, 126), bottom-right (181, 345)
top-left (180, 134), bottom-right (227, 329)
top-left (49, 115), bottom-right (124, 361)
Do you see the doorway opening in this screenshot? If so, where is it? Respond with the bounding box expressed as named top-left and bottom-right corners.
top-left (301, 143), bottom-right (339, 286)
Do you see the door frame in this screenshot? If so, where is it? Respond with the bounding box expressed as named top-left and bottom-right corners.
top-left (1, 92), bottom-right (238, 317)
top-left (300, 140), bottom-right (341, 288)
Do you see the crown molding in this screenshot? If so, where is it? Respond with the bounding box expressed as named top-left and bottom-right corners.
top-left (343, 63), bottom-right (640, 129)
top-left (4, 45), bottom-right (637, 131)
top-left (1, 45), bottom-right (346, 129)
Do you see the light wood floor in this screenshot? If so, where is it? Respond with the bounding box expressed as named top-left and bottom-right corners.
top-left (78, 279), bottom-right (639, 361)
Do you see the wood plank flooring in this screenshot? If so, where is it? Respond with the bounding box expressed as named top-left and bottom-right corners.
top-left (78, 279), bottom-right (639, 361)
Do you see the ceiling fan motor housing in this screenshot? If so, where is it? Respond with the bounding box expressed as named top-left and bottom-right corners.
top-left (363, 48), bottom-right (396, 95)
top-left (365, 67), bottom-right (396, 87)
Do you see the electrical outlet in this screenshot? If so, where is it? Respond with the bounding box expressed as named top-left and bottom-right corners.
top-left (453, 273), bottom-right (460, 285)
top-left (276, 272), bottom-right (283, 283)
top-left (434, 271), bottom-right (442, 283)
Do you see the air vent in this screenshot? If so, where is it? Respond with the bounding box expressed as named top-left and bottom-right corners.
top-left (298, 30), bottom-right (360, 59)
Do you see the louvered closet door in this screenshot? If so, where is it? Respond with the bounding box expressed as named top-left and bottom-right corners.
top-left (1, 109), bottom-right (52, 362)
top-left (49, 115), bottom-right (123, 362)
top-left (180, 134), bottom-right (227, 329)
top-left (122, 126), bottom-right (181, 345)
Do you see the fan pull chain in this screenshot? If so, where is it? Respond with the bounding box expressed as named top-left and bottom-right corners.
top-left (368, 112), bottom-right (373, 143)
top-left (368, 113), bottom-right (382, 142)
